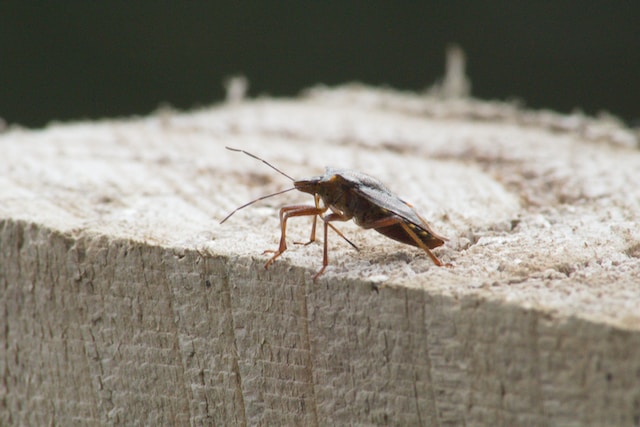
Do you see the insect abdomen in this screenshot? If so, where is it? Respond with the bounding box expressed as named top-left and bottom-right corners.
top-left (374, 222), bottom-right (445, 249)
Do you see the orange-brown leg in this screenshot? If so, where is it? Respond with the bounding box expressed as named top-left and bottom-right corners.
top-left (360, 215), bottom-right (446, 266)
top-left (293, 194), bottom-right (320, 245)
top-left (264, 204), bottom-right (327, 269)
top-left (293, 194), bottom-right (358, 251)
top-left (399, 221), bottom-right (447, 266)
top-left (313, 212), bottom-right (351, 281)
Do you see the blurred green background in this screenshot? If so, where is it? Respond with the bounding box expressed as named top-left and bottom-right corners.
top-left (1, 3), bottom-right (638, 128)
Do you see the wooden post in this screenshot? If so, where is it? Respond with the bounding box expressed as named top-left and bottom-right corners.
top-left (1, 86), bottom-right (639, 426)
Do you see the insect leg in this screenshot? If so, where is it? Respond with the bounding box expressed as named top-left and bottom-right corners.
top-left (361, 215), bottom-right (446, 267)
top-left (294, 194), bottom-right (359, 251)
top-left (327, 223), bottom-right (359, 251)
top-left (413, 211), bottom-right (449, 243)
top-left (313, 212), bottom-right (351, 281)
top-left (264, 204), bottom-right (327, 269)
top-left (398, 221), bottom-right (446, 266)
top-left (294, 194), bottom-right (320, 245)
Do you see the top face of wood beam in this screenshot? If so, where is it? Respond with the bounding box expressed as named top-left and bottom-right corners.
top-left (1, 85), bottom-right (639, 329)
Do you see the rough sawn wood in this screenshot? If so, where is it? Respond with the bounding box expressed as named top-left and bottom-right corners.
top-left (1, 85), bottom-right (640, 426)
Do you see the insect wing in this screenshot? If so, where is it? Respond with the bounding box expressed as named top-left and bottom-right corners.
top-left (336, 169), bottom-right (447, 249)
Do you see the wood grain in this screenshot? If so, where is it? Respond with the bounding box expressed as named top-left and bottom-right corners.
top-left (1, 85), bottom-right (639, 425)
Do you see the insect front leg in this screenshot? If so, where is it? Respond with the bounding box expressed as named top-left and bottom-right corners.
top-left (313, 212), bottom-right (352, 281)
top-left (294, 193), bottom-right (359, 252)
top-left (264, 204), bottom-right (327, 269)
top-left (294, 194), bottom-right (321, 246)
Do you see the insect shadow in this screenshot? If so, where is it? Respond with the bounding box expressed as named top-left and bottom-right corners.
top-left (220, 147), bottom-right (449, 280)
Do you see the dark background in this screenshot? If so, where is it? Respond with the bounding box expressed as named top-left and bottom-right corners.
top-left (1, 3), bottom-right (639, 129)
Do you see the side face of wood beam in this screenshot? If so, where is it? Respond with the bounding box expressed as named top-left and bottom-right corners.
top-left (2, 219), bottom-right (639, 425)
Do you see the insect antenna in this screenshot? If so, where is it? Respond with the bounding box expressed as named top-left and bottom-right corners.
top-left (220, 187), bottom-right (296, 224)
top-left (223, 146), bottom-right (359, 253)
top-left (225, 146), bottom-right (295, 181)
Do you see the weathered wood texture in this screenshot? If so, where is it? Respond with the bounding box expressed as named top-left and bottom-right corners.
top-left (1, 86), bottom-right (640, 426)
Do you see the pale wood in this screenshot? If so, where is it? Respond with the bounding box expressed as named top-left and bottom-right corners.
top-left (1, 85), bottom-right (640, 426)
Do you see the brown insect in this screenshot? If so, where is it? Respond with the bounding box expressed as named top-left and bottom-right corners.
top-left (220, 147), bottom-right (448, 280)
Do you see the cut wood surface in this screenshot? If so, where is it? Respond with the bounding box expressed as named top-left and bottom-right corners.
top-left (1, 85), bottom-right (640, 426)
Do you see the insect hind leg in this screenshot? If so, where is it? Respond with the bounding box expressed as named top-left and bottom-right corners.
top-left (398, 221), bottom-right (447, 267)
top-left (360, 215), bottom-right (447, 267)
